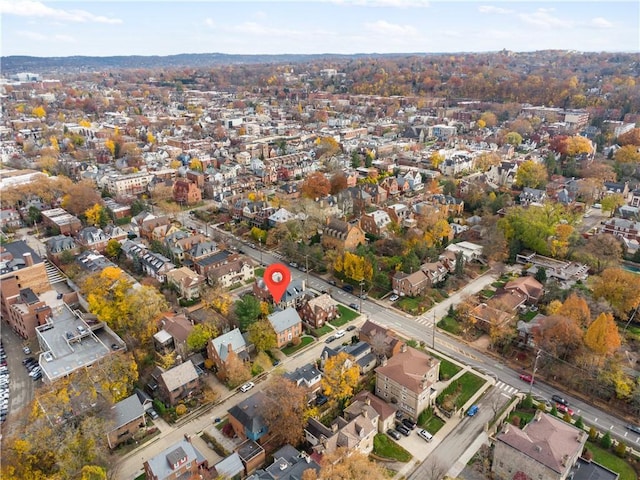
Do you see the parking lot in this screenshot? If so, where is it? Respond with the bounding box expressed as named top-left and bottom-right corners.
top-left (0, 325), bottom-right (39, 426)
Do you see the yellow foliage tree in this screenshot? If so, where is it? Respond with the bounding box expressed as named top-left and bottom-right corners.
top-left (146, 132), bottom-right (156, 144)
top-left (189, 158), bottom-right (203, 171)
top-left (104, 138), bottom-right (115, 156)
top-left (84, 203), bottom-right (105, 226)
top-left (32, 106), bottom-right (46, 118)
top-left (321, 352), bottom-right (360, 406)
top-left (591, 267), bottom-right (640, 318)
top-left (565, 135), bottom-right (593, 157)
top-left (584, 312), bottom-right (620, 357)
top-left (79, 119), bottom-right (91, 127)
top-left (336, 251), bottom-right (373, 284)
top-left (430, 151), bottom-right (445, 169)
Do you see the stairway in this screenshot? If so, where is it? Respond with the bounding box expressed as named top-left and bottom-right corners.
top-left (44, 259), bottom-right (67, 284)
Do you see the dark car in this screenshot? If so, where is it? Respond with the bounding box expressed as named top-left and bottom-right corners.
top-left (402, 418), bottom-right (417, 430)
top-left (395, 423), bottom-right (411, 436)
top-left (315, 395), bottom-right (328, 406)
top-left (346, 325), bottom-right (357, 332)
top-left (551, 394), bottom-right (569, 406)
top-left (626, 424), bottom-right (640, 435)
top-left (387, 429), bottom-right (402, 440)
top-left (325, 336), bottom-right (336, 344)
top-left (342, 285), bottom-right (354, 293)
top-left (349, 303), bottom-right (359, 311)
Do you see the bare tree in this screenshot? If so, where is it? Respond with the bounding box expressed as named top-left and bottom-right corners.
top-left (423, 456), bottom-right (447, 480)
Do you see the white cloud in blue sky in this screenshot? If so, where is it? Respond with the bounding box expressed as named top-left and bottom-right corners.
top-left (1, 0), bottom-right (637, 57)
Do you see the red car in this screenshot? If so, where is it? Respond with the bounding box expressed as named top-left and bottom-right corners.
top-left (556, 404), bottom-right (574, 416)
top-left (519, 373), bottom-right (534, 384)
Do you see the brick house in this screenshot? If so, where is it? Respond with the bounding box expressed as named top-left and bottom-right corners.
top-left (392, 270), bottom-right (429, 297)
top-left (492, 411), bottom-right (587, 480)
top-left (321, 218), bottom-right (365, 252)
top-left (173, 178), bottom-right (202, 205)
top-left (107, 393), bottom-right (146, 449)
top-left (166, 267), bottom-right (205, 300)
top-left (158, 360), bottom-right (200, 407)
top-left (504, 276), bottom-right (544, 303)
top-left (41, 208), bottom-right (82, 235)
top-left (358, 320), bottom-right (404, 359)
top-left (207, 328), bottom-right (250, 381)
top-left (153, 313), bottom-right (194, 359)
top-left (144, 438), bottom-right (208, 480)
top-left (374, 346), bottom-right (440, 420)
top-left (205, 259), bottom-right (254, 288)
top-left (359, 210), bottom-right (392, 237)
top-left (76, 226), bottom-right (109, 253)
top-left (299, 293), bottom-right (338, 329)
top-left (267, 307), bottom-right (303, 349)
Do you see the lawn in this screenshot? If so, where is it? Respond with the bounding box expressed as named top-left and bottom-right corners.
top-left (418, 407), bottom-right (446, 434)
top-left (312, 325), bottom-right (333, 337)
top-left (586, 441), bottom-right (637, 480)
top-left (520, 310), bottom-right (538, 322)
top-left (438, 316), bottom-right (462, 335)
top-left (507, 409), bottom-right (536, 426)
top-left (480, 289), bottom-right (495, 298)
top-left (456, 372), bottom-right (486, 407)
top-left (492, 281), bottom-right (507, 288)
top-left (373, 434), bottom-right (412, 462)
top-left (336, 305), bottom-right (359, 322)
top-left (254, 267), bottom-right (265, 278)
top-left (215, 418), bottom-right (228, 431)
top-left (397, 296), bottom-right (422, 314)
top-left (134, 474), bottom-right (146, 480)
top-left (282, 336), bottom-right (314, 356)
top-left (439, 358), bottom-right (462, 381)
top-left (330, 316), bottom-right (349, 327)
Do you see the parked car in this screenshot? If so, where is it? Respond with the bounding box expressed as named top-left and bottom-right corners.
top-left (551, 394), bottom-right (569, 406)
top-left (418, 429), bottom-right (433, 442)
top-left (147, 409), bottom-right (159, 420)
top-left (402, 418), bottom-right (417, 430)
top-left (348, 303), bottom-right (359, 311)
top-left (387, 429), bottom-right (402, 440)
top-left (328, 280), bottom-right (336, 286)
top-left (342, 285), bottom-right (354, 293)
top-left (556, 404), bottom-right (574, 416)
top-left (315, 395), bottom-right (328, 406)
top-left (325, 335), bottom-right (336, 344)
top-left (519, 373), bottom-right (534, 384)
top-left (395, 410), bottom-right (403, 419)
top-left (389, 294), bottom-right (399, 302)
top-left (467, 405), bottom-right (479, 416)
top-left (239, 382), bottom-right (255, 393)
top-left (334, 330), bottom-right (345, 338)
top-left (395, 423), bottom-right (411, 436)
top-left (22, 346), bottom-right (31, 355)
top-left (346, 325), bottom-right (357, 332)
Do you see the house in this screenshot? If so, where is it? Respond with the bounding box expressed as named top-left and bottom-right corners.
top-left (41, 208), bottom-right (82, 236)
top-left (213, 452), bottom-right (245, 480)
top-left (516, 252), bottom-right (589, 282)
top-left (504, 276), bottom-right (544, 303)
top-left (359, 210), bottom-right (392, 237)
top-left (46, 234), bottom-right (80, 265)
top-left (321, 341), bottom-right (377, 375)
top-left (158, 360), bottom-right (200, 406)
top-left (245, 444), bottom-right (320, 480)
top-left (267, 307), bottom-right (303, 349)
top-left (352, 391), bottom-right (397, 433)
top-left (103, 224), bottom-right (128, 242)
top-left (193, 250), bottom-right (238, 277)
top-left (166, 267), bottom-right (205, 301)
top-left (520, 187), bottom-right (547, 205)
top-left (470, 303), bottom-right (515, 331)
top-left (76, 226), bottom-right (109, 253)
top-left (228, 391), bottom-right (269, 444)
top-left (299, 293), bottom-right (338, 329)
top-left (206, 259), bottom-right (254, 288)
top-left (236, 439), bottom-right (266, 475)
top-left (321, 218), bottom-right (366, 252)
top-left (601, 218), bottom-right (640, 243)
top-left (173, 178), bottom-right (202, 205)
top-left (254, 277), bottom-right (309, 309)
top-left (374, 345), bottom-right (440, 420)
top-left (420, 261), bottom-right (449, 286)
top-left (305, 408), bottom-right (378, 457)
top-left (139, 215), bottom-right (171, 241)
top-left (0, 208), bottom-right (22, 229)
top-left (492, 411), bottom-right (587, 480)
top-left (392, 270), bottom-right (429, 297)
top-left (107, 393), bottom-right (146, 449)
top-left (140, 251), bottom-right (175, 282)
top-left (283, 363), bottom-right (323, 403)
top-left (445, 241), bottom-right (484, 263)
top-left (153, 313), bottom-right (194, 359)
top-left (143, 438), bottom-right (208, 480)
top-left (207, 328), bottom-right (250, 381)
top-left (358, 320), bottom-right (405, 359)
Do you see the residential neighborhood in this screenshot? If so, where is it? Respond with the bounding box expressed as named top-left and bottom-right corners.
top-left (0, 47), bottom-right (640, 480)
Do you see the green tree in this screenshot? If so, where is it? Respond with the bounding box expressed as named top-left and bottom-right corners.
top-left (505, 131), bottom-right (523, 146)
top-left (600, 432), bottom-right (612, 449)
top-left (575, 416), bottom-right (584, 429)
top-left (515, 160), bottom-right (548, 189)
top-left (235, 295), bottom-right (262, 331)
top-left (105, 239), bottom-right (122, 259)
top-left (247, 319), bottom-right (277, 352)
top-left (187, 323), bottom-right (218, 352)
top-left (600, 194), bottom-right (625, 216)
top-left (534, 267), bottom-right (547, 283)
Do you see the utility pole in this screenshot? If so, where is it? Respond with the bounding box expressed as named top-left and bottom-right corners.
top-left (359, 280), bottom-right (365, 313)
top-left (529, 349), bottom-right (542, 396)
top-left (305, 254), bottom-right (310, 285)
top-left (259, 237), bottom-right (263, 265)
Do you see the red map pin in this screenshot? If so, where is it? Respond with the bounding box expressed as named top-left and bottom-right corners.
top-left (264, 263), bottom-right (291, 303)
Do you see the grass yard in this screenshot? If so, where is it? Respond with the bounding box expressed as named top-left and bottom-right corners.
top-left (456, 372), bottom-right (486, 407)
top-left (439, 358), bottom-right (462, 380)
top-left (397, 296), bottom-right (422, 314)
top-left (336, 305), bottom-right (359, 322)
top-left (520, 310), bottom-right (538, 322)
top-left (480, 289), bottom-right (495, 298)
top-left (215, 418), bottom-right (229, 431)
top-left (282, 336), bottom-right (314, 356)
top-left (330, 316), bottom-right (349, 327)
top-left (254, 267), bottom-right (265, 278)
top-left (312, 325), bottom-right (333, 337)
top-left (586, 441), bottom-right (637, 480)
top-left (418, 407), bottom-right (446, 434)
top-left (438, 316), bottom-right (462, 335)
top-left (373, 434), bottom-right (412, 462)
top-left (492, 281), bottom-right (507, 288)
top-left (507, 409), bottom-right (536, 426)
top-left (134, 474), bottom-right (146, 480)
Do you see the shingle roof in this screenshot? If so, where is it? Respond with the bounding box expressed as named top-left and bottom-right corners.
top-left (375, 347), bottom-right (439, 393)
top-left (160, 360), bottom-right (199, 392)
top-left (211, 328), bottom-right (247, 362)
top-left (111, 393), bottom-right (145, 429)
top-left (268, 307), bottom-right (302, 334)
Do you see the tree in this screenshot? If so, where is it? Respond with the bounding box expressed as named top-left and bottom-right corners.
top-left (557, 293), bottom-right (591, 327)
top-left (248, 319), bottom-right (277, 352)
top-left (534, 267), bottom-right (547, 283)
top-left (578, 234), bottom-right (623, 273)
top-left (32, 105), bottom-right (46, 118)
top-left (505, 131), bottom-right (523, 146)
top-left (189, 158), bottom-right (203, 171)
top-left (80, 465), bottom-right (107, 480)
top-left (600, 193), bottom-right (625, 216)
top-left (202, 286), bottom-right (233, 316)
top-left (591, 268), bottom-right (640, 318)
top-left (234, 295), bottom-right (262, 331)
top-left (330, 172), bottom-right (348, 194)
top-left (575, 416), bottom-right (584, 429)
top-left (334, 251), bottom-right (373, 284)
top-left (515, 160), bottom-right (548, 188)
top-left (311, 449), bottom-right (388, 480)
top-left (614, 145), bottom-right (640, 164)
top-left (565, 135), bottom-right (593, 157)
top-left (300, 172), bottom-right (331, 199)
top-left (430, 151), bottom-right (445, 169)
top-left (105, 239), bottom-right (122, 259)
top-left (600, 432), bottom-right (612, 449)
top-left (321, 352), bottom-right (360, 407)
top-left (617, 128), bottom-right (640, 146)
top-left (584, 312), bottom-right (621, 357)
top-left (225, 353), bottom-right (251, 387)
top-left (187, 323), bottom-right (218, 352)
top-left (533, 315), bottom-right (583, 361)
top-left (84, 203), bottom-right (108, 227)
top-left (61, 179), bottom-right (103, 216)
top-left (261, 378), bottom-right (308, 447)
top-left (480, 111), bottom-right (498, 128)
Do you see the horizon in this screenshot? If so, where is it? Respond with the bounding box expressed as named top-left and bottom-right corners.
top-left (1, 1), bottom-right (638, 58)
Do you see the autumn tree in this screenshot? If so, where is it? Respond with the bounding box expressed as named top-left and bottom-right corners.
top-left (617, 128), bottom-right (640, 146)
top-left (515, 160), bottom-right (548, 189)
top-left (480, 111), bottom-right (498, 128)
top-left (591, 268), bottom-right (640, 318)
top-left (105, 239), bottom-right (122, 259)
top-left (61, 179), bottom-right (102, 216)
top-left (533, 315), bottom-right (583, 361)
top-left (584, 312), bottom-right (621, 357)
top-left (333, 251), bottom-right (373, 284)
top-left (84, 203), bottom-right (108, 227)
top-left (558, 293), bottom-right (591, 328)
top-left (601, 193), bottom-right (625, 216)
top-left (614, 145), bottom-right (640, 164)
top-left (577, 234), bottom-right (623, 273)
top-left (202, 285), bottom-right (233, 316)
top-left (32, 105), bottom-right (46, 118)
top-left (330, 172), bottom-right (348, 194)
top-left (310, 449), bottom-right (388, 480)
top-left (565, 135), bottom-right (593, 157)
top-left (225, 353), bottom-right (251, 387)
top-left (315, 136), bottom-right (341, 158)
top-left (430, 151), bottom-right (445, 169)
top-left (235, 294), bottom-right (262, 331)
top-left (321, 352), bottom-right (360, 407)
top-left (301, 172), bottom-right (331, 199)
top-left (475, 152), bottom-right (501, 171)
top-left (505, 131), bottom-right (523, 146)
top-left (261, 378), bottom-right (308, 447)
top-left (187, 323), bottom-right (218, 352)
top-left (248, 319), bottom-right (277, 352)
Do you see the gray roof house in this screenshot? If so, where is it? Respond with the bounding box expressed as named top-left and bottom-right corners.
top-left (107, 393), bottom-right (146, 448)
top-left (267, 307), bottom-right (303, 348)
top-left (207, 328), bottom-right (250, 380)
top-left (143, 438), bottom-right (207, 480)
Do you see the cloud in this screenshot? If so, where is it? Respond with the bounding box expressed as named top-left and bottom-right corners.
top-left (478, 5), bottom-right (513, 15)
top-left (330, 0), bottom-right (429, 7)
top-left (590, 17), bottom-right (613, 29)
top-left (0, 0), bottom-right (122, 24)
top-left (17, 30), bottom-right (75, 43)
top-left (53, 34), bottom-right (75, 42)
top-left (518, 8), bottom-right (571, 29)
top-left (363, 20), bottom-right (419, 37)
top-left (204, 17), bottom-right (215, 28)
top-left (18, 30), bottom-right (46, 41)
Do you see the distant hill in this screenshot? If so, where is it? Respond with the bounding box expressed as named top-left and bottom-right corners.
top-left (0, 52), bottom-right (426, 74)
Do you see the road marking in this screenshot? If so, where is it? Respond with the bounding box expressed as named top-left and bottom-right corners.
top-left (594, 418), bottom-right (598, 422)
top-left (610, 425), bottom-right (614, 430)
top-left (501, 393), bottom-right (511, 398)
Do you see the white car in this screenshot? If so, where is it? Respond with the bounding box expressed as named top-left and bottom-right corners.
top-left (418, 429), bottom-right (433, 442)
top-left (389, 294), bottom-right (399, 302)
top-left (334, 330), bottom-right (345, 338)
top-left (239, 382), bottom-right (255, 393)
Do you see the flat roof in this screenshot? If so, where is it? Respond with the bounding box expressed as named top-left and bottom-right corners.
top-left (36, 304), bottom-right (120, 382)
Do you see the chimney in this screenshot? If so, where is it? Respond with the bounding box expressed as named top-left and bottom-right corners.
top-left (401, 343), bottom-right (407, 353)
top-left (365, 397), bottom-right (370, 406)
top-left (23, 252), bottom-right (34, 267)
top-left (331, 423), bottom-right (338, 433)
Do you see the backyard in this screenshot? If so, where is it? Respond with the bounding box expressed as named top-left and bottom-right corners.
top-left (436, 371), bottom-right (486, 410)
top-left (418, 407), bottom-right (446, 434)
top-left (586, 441), bottom-right (638, 480)
top-left (373, 434), bottom-right (412, 462)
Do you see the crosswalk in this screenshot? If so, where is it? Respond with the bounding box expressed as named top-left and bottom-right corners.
top-left (495, 381), bottom-right (519, 396)
top-left (415, 316), bottom-right (434, 326)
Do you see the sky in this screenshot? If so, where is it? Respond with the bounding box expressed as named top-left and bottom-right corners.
top-left (1, 0), bottom-right (639, 58)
